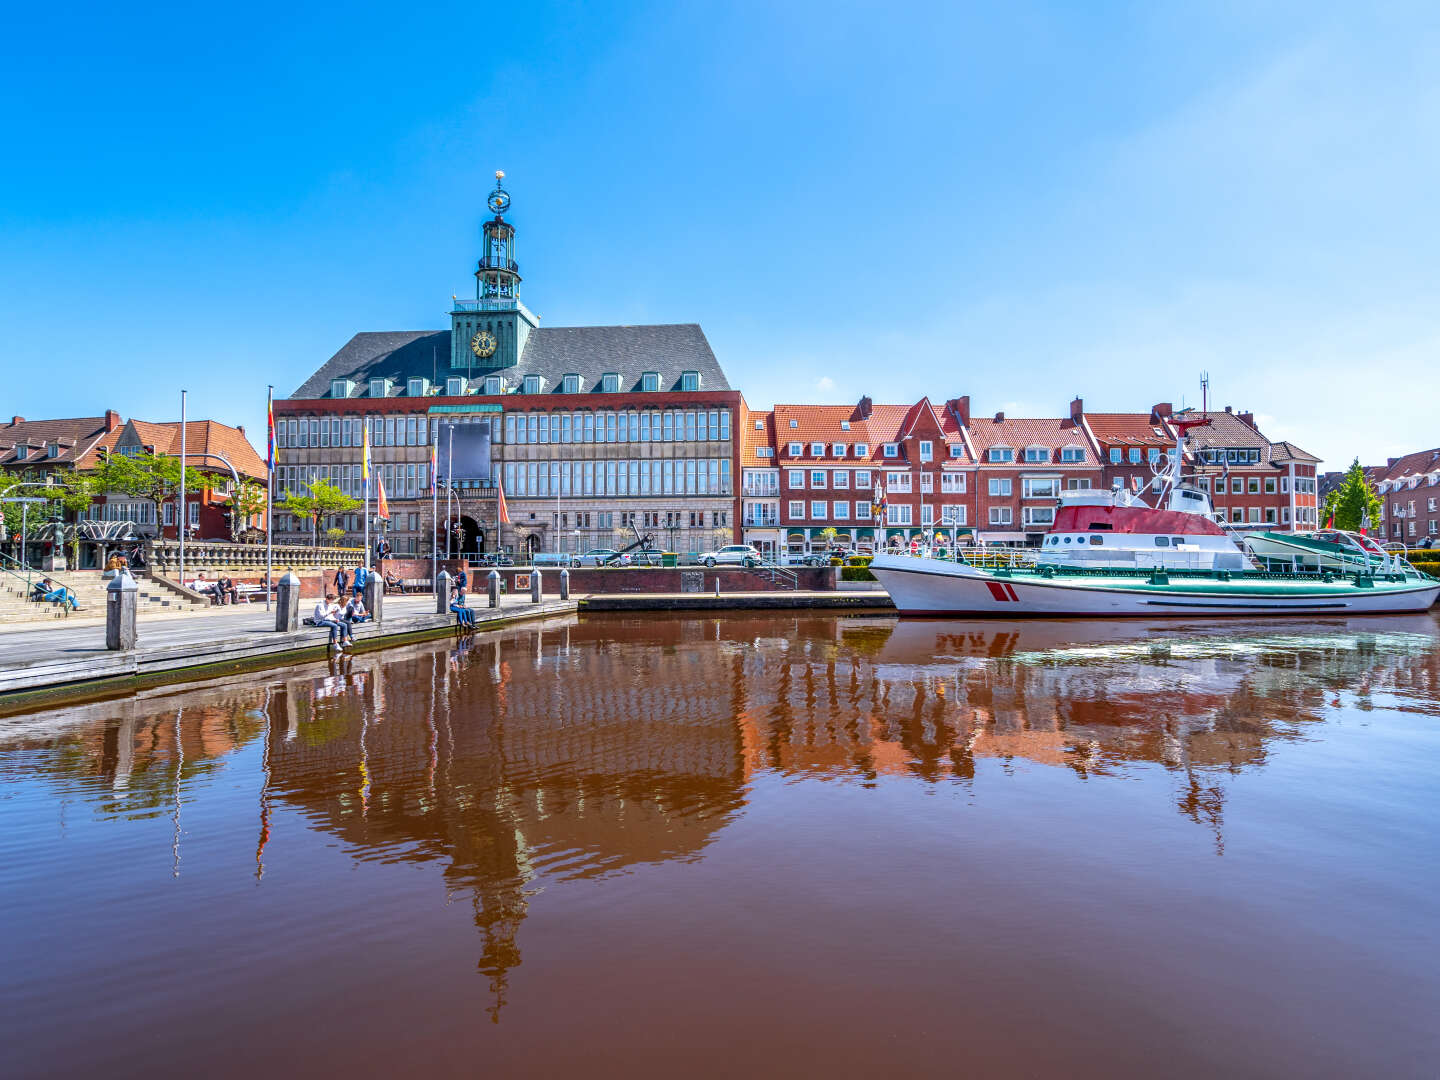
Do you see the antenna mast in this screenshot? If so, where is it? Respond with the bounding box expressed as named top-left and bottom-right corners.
top-left (1200, 371), bottom-right (1210, 415)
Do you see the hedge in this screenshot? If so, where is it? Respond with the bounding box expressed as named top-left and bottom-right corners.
top-left (841, 566), bottom-right (877, 582)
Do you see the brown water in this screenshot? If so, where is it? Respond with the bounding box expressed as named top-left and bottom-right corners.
top-left (3, 613), bottom-right (1439, 1078)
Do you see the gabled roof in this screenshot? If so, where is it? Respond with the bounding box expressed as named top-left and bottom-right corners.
top-left (1084, 412), bottom-right (1174, 446)
top-left (104, 420), bottom-right (267, 479)
top-left (771, 400), bottom-right (970, 464)
top-left (739, 407), bottom-right (775, 464)
top-left (0, 414), bottom-right (119, 467)
top-left (1179, 410), bottom-right (1268, 449)
top-left (1267, 440), bottom-right (1321, 465)
top-left (289, 324), bottom-right (729, 400)
top-left (1378, 447), bottom-right (1440, 483)
top-left (966, 416), bottom-right (1096, 464)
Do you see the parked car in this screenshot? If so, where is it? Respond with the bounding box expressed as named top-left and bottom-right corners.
top-left (698, 544), bottom-right (762, 568)
top-left (782, 552), bottom-right (829, 568)
top-left (572, 548), bottom-right (631, 567)
top-left (475, 552), bottom-right (514, 567)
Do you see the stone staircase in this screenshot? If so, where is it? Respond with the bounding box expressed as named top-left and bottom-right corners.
top-left (0, 569), bottom-right (213, 624)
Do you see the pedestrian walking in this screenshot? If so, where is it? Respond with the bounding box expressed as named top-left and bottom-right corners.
top-left (334, 567), bottom-right (349, 595)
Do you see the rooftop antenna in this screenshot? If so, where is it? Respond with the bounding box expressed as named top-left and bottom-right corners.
top-left (1200, 372), bottom-right (1210, 415)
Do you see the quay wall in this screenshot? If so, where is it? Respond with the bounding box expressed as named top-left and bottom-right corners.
top-left (489, 566), bottom-right (836, 595)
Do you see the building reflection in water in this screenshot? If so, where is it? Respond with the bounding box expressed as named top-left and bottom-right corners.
top-left (1, 612), bottom-right (1436, 1018)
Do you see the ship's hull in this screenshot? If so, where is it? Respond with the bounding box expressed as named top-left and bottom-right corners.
top-left (869, 554), bottom-right (1440, 617)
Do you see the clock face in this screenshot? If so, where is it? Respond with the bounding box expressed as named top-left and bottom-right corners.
top-left (471, 330), bottom-right (498, 358)
top-left (487, 190), bottom-right (511, 214)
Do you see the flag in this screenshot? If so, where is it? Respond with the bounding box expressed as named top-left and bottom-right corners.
top-left (497, 478), bottom-right (511, 525)
top-left (267, 397), bottom-right (277, 469)
top-left (430, 440), bottom-right (438, 490)
top-left (376, 477), bottom-right (390, 520)
top-left (361, 422), bottom-right (371, 493)
top-left (1324, 513), bottom-right (1334, 530)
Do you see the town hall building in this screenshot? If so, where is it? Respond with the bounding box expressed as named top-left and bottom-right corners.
top-left (275, 173), bottom-right (740, 558)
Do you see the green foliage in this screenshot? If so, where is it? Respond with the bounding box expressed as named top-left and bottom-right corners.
top-left (845, 554), bottom-right (874, 567)
top-left (1322, 459), bottom-right (1382, 531)
top-left (284, 479), bottom-right (360, 544)
top-left (841, 565), bottom-right (877, 582)
top-left (324, 527), bottom-right (347, 546)
top-left (90, 450), bottom-right (204, 522)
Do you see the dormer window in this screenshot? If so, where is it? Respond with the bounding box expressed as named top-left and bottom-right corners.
top-left (680, 371), bottom-right (700, 392)
top-left (919, 440), bottom-right (934, 461)
top-left (832, 442), bottom-right (846, 456)
top-left (989, 446), bottom-right (1014, 463)
top-left (788, 442), bottom-right (803, 457)
top-left (600, 373), bottom-right (620, 393)
top-left (1060, 446), bottom-right (1083, 463)
top-left (407, 377), bottom-right (428, 397)
top-left (753, 419), bottom-right (764, 430)
top-left (484, 376), bottom-right (503, 395)
top-left (330, 378), bottom-right (354, 399)
top-left (810, 442), bottom-right (825, 456)
top-left (562, 374), bottom-right (581, 394)
top-left (445, 377), bottom-right (466, 397)
top-left (641, 371), bottom-right (660, 392)
top-left (840, 420), bottom-right (851, 431)
top-left (789, 419), bottom-right (798, 429)
top-left (1024, 446), bottom-right (1048, 463)
top-left (522, 375), bottom-right (543, 395)
top-left (883, 443), bottom-right (899, 458)
top-left (369, 378), bottom-right (392, 398)
top-left (854, 443), bottom-right (869, 457)
top-left (950, 444), bottom-right (964, 458)
top-left (47, 442), bottom-right (59, 458)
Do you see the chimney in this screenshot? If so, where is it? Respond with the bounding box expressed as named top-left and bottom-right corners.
top-left (1069, 396), bottom-right (1083, 422)
top-left (9, 416), bottom-right (22, 426)
top-left (1224, 405), bottom-right (1232, 413)
top-left (994, 411), bottom-right (1005, 423)
top-left (1151, 402), bottom-right (1172, 420)
top-left (104, 409), bottom-right (122, 431)
top-left (1239, 411), bottom-right (1255, 429)
top-left (947, 395), bottom-right (970, 427)
top-left (851, 395), bottom-right (873, 422)
top-left (237, 425), bottom-right (245, 436)
top-left (1388, 457), bottom-right (1400, 468)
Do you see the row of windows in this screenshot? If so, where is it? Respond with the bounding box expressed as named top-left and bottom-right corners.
top-left (502, 459), bottom-right (733, 498)
top-left (1211, 506), bottom-right (1318, 524)
top-left (1197, 448), bottom-right (1263, 465)
top-left (987, 446), bottom-right (1087, 464)
top-left (1108, 447), bottom-right (1168, 465)
top-left (505, 408), bottom-right (731, 445)
top-left (1391, 520), bottom-right (1439, 536)
top-left (276, 414), bottom-right (492, 449)
top-left (1197, 476), bottom-right (1277, 495)
top-left (1391, 499), bottom-right (1440, 515)
top-left (275, 463), bottom-right (431, 499)
top-left (984, 507), bottom-right (1055, 526)
top-left (777, 501), bottom-right (979, 527)
top-left (1379, 474), bottom-right (1440, 493)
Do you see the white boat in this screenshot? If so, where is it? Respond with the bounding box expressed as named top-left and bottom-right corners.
top-left (870, 417), bottom-right (1439, 618)
top-left (1243, 529), bottom-right (1399, 573)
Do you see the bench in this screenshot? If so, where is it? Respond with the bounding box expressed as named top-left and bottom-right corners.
top-left (235, 584), bottom-right (268, 603)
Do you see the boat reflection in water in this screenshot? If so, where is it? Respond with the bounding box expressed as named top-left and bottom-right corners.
top-left (2, 612), bottom-right (1438, 1077)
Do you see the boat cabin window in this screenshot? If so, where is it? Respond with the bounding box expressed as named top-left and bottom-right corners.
top-left (1180, 490), bottom-right (1203, 502)
top-left (1064, 536), bottom-right (1072, 543)
top-left (1172, 537), bottom-right (1184, 546)
top-left (1089, 535), bottom-right (1104, 545)
top-left (1154, 537), bottom-right (1170, 546)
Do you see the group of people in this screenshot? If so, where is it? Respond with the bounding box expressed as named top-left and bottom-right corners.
top-left (30, 576), bottom-right (79, 611)
top-left (449, 566), bottom-right (474, 627)
top-left (186, 572), bottom-right (241, 605)
top-left (312, 592), bottom-right (371, 649)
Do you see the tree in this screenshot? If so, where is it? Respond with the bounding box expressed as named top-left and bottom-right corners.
top-left (820, 526), bottom-right (839, 551)
top-left (89, 450), bottom-right (204, 534)
top-left (225, 479), bottom-right (269, 539)
top-left (1322, 459), bottom-right (1382, 532)
top-left (284, 479), bottom-right (360, 546)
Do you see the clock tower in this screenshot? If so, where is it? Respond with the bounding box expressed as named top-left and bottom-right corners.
top-left (451, 170), bottom-right (539, 374)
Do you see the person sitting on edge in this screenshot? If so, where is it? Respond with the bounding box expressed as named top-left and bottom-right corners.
top-left (342, 595), bottom-right (370, 624)
top-left (334, 566), bottom-right (349, 595)
top-left (313, 593), bottom-right (353, 650)
top-left (449, 581), bottom-right (474, 627)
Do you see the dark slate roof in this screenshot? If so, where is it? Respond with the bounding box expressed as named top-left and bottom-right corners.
top-left (289, 324), bottom-right (729, 400)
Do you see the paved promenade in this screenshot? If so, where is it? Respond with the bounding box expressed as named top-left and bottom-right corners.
top-left (0, 594), bottom-right (576, 704)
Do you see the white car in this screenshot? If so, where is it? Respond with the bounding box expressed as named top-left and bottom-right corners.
top-left (572, 548), bottom-right (631, 567)
top-left (699, 544), bottom-right (762, 568)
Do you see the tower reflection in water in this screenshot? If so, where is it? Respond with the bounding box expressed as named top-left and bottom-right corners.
top-left (3, 612), bottom-right (1436, 1019)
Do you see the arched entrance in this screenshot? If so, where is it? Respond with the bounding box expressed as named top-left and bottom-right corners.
top-left (523, 533), bottom-right (541, 559)
top-left (449, 516), bottom-right (482, 559)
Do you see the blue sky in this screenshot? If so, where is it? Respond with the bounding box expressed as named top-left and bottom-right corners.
top-left (3, 1), bottom-right (1437, 467)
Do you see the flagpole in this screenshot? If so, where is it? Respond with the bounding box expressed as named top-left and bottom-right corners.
top-left (179, 389), bottom-right (187, 585)
top-left (265, 384), bottom-right (273, 612)
top-left (431, 432), bottom-right (438, 584)
top-left (363, 419), bottom-right (371, 572)
top-left (446, 426), bottom-right (454, 561)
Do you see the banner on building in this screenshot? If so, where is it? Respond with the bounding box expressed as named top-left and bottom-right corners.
top-left (441, 422), bottom-right (492, 483)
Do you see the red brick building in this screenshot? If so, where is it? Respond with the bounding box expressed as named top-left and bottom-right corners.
top-left (1374, 448), bottom-right (1440, 545)
top-left (1179, 408), bottom-right (1319, 531)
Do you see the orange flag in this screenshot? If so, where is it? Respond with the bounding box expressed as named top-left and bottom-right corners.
top-left (376, 476), bottom-right (390, 521)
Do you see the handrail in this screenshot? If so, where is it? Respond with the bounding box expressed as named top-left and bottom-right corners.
top-left (0, 550), bottom-right (35, 593)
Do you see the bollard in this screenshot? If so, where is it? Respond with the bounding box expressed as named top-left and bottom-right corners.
top-left (714, 576), bottom-right (721, 597)
top-left (275, 571), bottom-right (302, 632)
top-left (364, 572), bottom-right (384, 625)
top-left (559, 568), bottom-right (570, 600)
top-left (435, 570), bottom-right (452, 615)
top-left (530, 569), bottom-right (543, 603)
top-left (488, 570), bottom-right (500, 608)
top-left (105, 570), bottom-right (139, 650)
